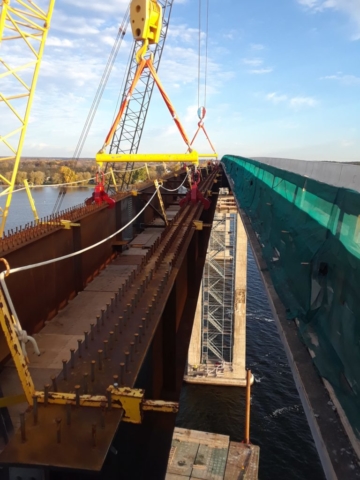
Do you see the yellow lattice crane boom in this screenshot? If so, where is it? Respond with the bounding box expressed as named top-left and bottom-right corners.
top-left (0, 0), bottom-right (55, 236)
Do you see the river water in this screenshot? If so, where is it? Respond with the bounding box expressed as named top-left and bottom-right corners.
top-left (0, 187), bottom-right (325, 479)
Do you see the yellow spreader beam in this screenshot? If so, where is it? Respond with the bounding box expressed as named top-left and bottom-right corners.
top-left (96, 151), bottom-right (218, 166)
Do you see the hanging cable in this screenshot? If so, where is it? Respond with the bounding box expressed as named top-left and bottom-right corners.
top-left (204, 0), bottom-right (209, 108)
top-left (197, 0), bottom-right (202, 108)
top-left (72, 7), bottom-right (130, 163)
top-left (53, 4), bottom-right (131, 214)
top-left (160, 174), bottom-right (188, 192)
top-left (2, 188), bottom-right (158, 276)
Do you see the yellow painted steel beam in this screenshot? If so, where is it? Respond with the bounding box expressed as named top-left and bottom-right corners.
top-left (35, 387), bottom-right (178, 423)
top-left (96, 151), bottom-right (199, 165)
top-left (0, 0), bottom-right (56, 236)
top-left (109, 167), bottom-right (118, 192)
top-left (0, 288), bottom-right (35, 404)
top-left (154, 179), bottom-right (168, 226)
top-left (23, 179), bottom-right (39, 222)
top-left (142, 399), bottom-right (179, 413)
top-left (198, 153), bottom-right (218, 158)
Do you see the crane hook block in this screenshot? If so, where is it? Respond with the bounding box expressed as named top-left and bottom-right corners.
top-left (130, 0), bottom-right (162, 45)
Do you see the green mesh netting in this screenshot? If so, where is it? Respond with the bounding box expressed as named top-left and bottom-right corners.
top-left (222, 154), bottom-right (360, 439)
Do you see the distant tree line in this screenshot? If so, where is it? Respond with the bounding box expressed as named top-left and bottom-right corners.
top-left (0, 158), bottom-right (177, 187)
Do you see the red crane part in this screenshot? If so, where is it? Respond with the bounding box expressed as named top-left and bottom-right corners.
top-left (179, 168), bottom-right (210, 210)
top-left (85, 172), bottom-right (116, 209)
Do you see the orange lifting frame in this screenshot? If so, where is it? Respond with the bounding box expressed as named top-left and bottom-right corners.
top-left (188, 120), bottom-right (217, 156)
top-left (98, 57), bottom-right (192, 160)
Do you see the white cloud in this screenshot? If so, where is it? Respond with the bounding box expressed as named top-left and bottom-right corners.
top-left (62, 0), bottom-right (128, 15)
top-left (290, 96), bottom-right (318, 108)
top-left (168, 24), bottom-right (205, 44)
top-left (266, 92), bottom-right (288, 104)
top-left (223, 29), bottom-right (239, 40)
top-left (322, 73), bottom-right (360, 85)
top-left (250, 43), bottom-right (265, 50)
top-left (297, 0), bottom-right (360, 40)
top-left (250, 68), bottom-right (273, 75)
top-left (47, 37), bottom-right (74, 48)
top-left (266, 92), bottom-right (317, 108)
top-left (242, 58), bottom-right (263, 66)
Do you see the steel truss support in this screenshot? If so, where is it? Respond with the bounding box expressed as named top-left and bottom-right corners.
top-left (0, 0), bottom-right (55, 236)
top-left (108, 0), bottom-right (174, 191)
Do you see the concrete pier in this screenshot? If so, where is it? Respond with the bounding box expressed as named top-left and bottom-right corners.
top-left (185, 193), bottom-right (248, 386)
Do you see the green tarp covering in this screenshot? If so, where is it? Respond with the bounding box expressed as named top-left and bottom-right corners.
top-left (223, 154), bottom-right (360, 439)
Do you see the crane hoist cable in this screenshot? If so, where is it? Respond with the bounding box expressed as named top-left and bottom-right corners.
top-left (189, 0), bottom-right (216, 157)
top-left (204, 0), bottom-right (209, 109)
top-left (52, 6), bottom-right (131, 214)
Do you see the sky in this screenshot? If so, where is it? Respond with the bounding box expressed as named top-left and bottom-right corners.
top-left (1, 0), bottom-right (360, 161)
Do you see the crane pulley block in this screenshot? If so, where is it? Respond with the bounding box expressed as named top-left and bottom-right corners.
top-left (130, 0), bottom-right (162, 45)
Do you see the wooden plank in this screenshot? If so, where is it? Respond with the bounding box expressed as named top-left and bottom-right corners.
top-left (224, 442), bottom-right (260, 480)
top-left (191, 444), bottom-right (228, 480)
top-left (167, 438), bottom-right (199, 476)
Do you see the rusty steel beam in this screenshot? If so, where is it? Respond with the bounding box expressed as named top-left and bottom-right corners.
top-left (0, 169), bottom-right (220, 475)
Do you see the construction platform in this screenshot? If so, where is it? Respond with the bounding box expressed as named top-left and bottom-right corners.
top-left (166, 428), bottom-right (259, 480)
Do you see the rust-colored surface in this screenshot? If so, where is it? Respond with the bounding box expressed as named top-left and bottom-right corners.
top-left (0, 168), bottom-right (220, 475)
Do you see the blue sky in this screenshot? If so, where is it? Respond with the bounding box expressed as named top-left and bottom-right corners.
top-left (2, 0), bottom-right (360, 161)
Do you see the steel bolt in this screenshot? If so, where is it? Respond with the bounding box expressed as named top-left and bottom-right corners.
top-left (51, 375), bottom-right (58, 392)
top-left (109, 331), bottom-right (114, 350)
top-left (66, 402), bottom-right (71, 425)
top-left (101, 309), bottom-right (105, 325)
top-left (96, 315), bottom-right (100, 332)
top-left (56, 417), bottom-right (62, 444)
top-left (75, 385), bottom-right (80, 408)
top-left (130, 342), bottom-right (135, 362)
top-left (125, 352), bottom-right (130, 373)
top-left (98, 350), bottom-right (103, 370)
top-left (83, 373), bottom-right (88, 394)
top-left (84, 331), bottom-right (89, 349)
top-left (101, 402), bottom-right (106, 429)
top-left (114, 323), bottom-right (119, 339)
top-left (103, 340), bottom-right (108, 359)
top-left (134, 334), bottom-right (139, 353)
top-left (78, 339), bottom-right (82, 358)
top-left (107, 388), bottom-right (112, 411)
top-left (90, 323), bottom-right (95, 340)
top-left (32, 395), bottom-right (38, 425)
top-left (120, 363), bottom-right (125, 386)
top-left (62, 359), bottom-right (67, 380)
top-left (91, 360), bottom-right (96, 382)
top-left (70, 349), bottom-right (75, 369)
top-left (44, 384), bottom-right (50, 406)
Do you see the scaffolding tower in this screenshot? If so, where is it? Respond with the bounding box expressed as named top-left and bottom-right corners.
top-left (201, 210), bottom-right (237, 375)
